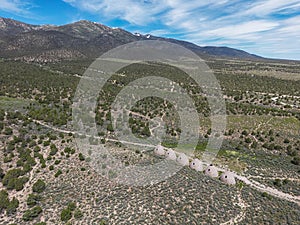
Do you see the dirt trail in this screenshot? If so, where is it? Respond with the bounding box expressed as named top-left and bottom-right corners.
top-left (248, 175), bottom-right (300, 182)
top-left (220, 188), bottom-right (248, 225)
top-left (256, 117), bottom-right (273, 131)
top-left (200, 191), bottom-right (216, 217)
top-left (31, 118), bottom-right (300, 206)
top-left (251, 117), bottom-right (273, 142)
top-left (124, 109), bottom-right (163, 135)
top-left (235, 174), bottom-right (300, 205)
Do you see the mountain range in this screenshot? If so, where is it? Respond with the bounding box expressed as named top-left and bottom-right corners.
top-left (0, 17), bottom-right (262, 63)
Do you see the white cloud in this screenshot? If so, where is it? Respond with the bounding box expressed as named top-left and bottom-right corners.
top-left (0, 0), bottom-right (29, 13)
top-left (242, 0), bottom-right (300, 16)
top-left (63, 0), bottom-right (169, 25)
top-left (63, 0), bottom-right (229, 26)
top-left (201, 20), bottom-right (279, 39)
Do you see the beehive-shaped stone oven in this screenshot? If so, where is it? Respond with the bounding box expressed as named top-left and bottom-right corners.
top-left (205, 165), bottom-right (219, 178)
top-left (190, 158), bottom-right (203, 171)
top-left (176, 153), bottom-right (189, 166)
top-left (154, 145), bottom-right (165, 156)
top-left (165, 149), bottom-right (177, 161)
top-left (220, 171), bottom-right (236, 185)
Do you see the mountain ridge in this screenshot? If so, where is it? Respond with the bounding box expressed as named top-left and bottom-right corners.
top-left (0, 17), bottom-right (263, 63)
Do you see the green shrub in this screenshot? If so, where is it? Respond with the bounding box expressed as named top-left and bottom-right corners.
top-left (78, 153), bottom-right (85, 161)
top-left (23, 163), bottom-right (33, 173)
top-left (67, 202), bottom-right (76, 211)
top-left (49, 144), bottom-right (58, 155)
top-left (99, 219), bottom-right (107, 225)
top-left (0, 167), bottom-right (4, 181)
top-left (291, 156), bottom-right (300, 165)
top-left (64, 147), bottom-right (72, 154)
top-left (261, 192), bottom-right (272, 200)
top-left (27, 194), bottom-right (41, 207)
top-left (32, 179), bottom-right (46, 193)
top-left (273, 179), bottom-right (282, 187)
top-left (7, 197), bottom-right (19, 215)
top-left (4, 127), bottom-right (13, 135)
top-left (287, 148), bottom-right (297, 157)
top-left (55, 169), bottom-right (62, 177)
top-left (245, 137), bottom-right (252, 144)
top-left (74, 209), bottom-right (83, 219)
top-left (2, 168), bottom-right (24, 186)
top-left (43, 140), bottom-right (50, 147)
top-left (0, 190), bottom-right (9, 211)
top-left (34, 146), bottom-right (41, 152)
top-left (6, 176), bottom-right (28, 191)
top-left (283, 179), bottom-right (289, 185)
top-left (60, 208), bottom-right (72, 222)
top-left (23, 206), bottom-right (42, 221)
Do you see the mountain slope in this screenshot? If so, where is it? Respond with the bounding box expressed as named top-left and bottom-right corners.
top-left (0, 17), bottom-right (262, 62)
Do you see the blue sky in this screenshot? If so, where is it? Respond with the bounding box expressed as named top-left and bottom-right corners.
top-left (1, 0), bottom-right (300, 60)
